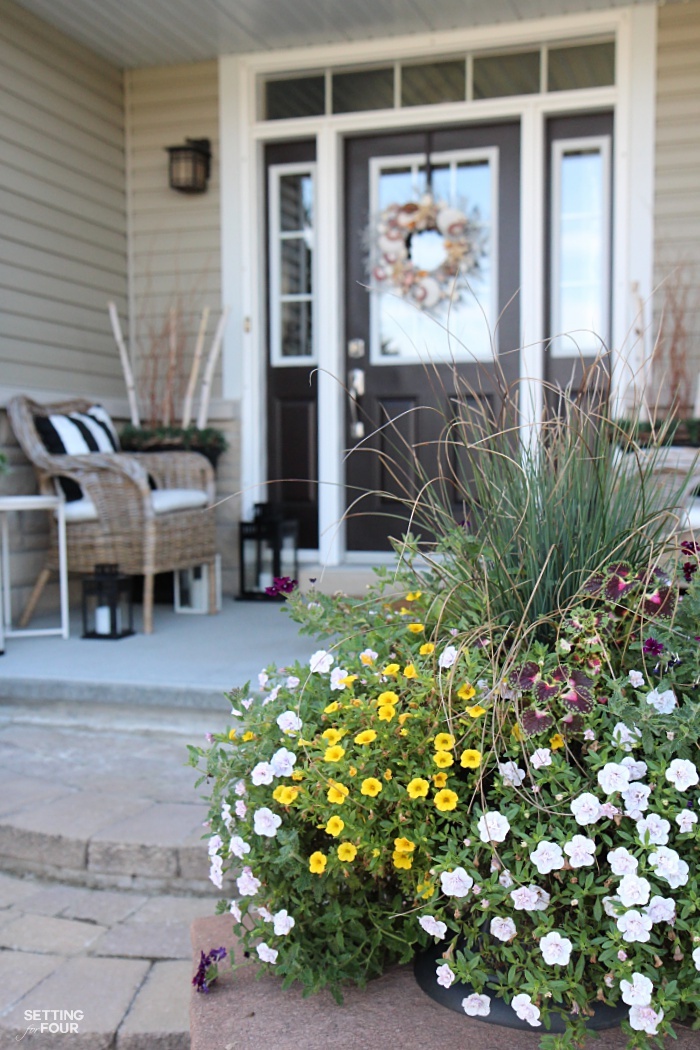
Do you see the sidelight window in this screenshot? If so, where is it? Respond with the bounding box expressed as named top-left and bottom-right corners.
top-left (268, 164), bottom-right (317, 365)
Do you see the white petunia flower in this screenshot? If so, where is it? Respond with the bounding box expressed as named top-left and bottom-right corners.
top-left (636, 813), bottom-right (670, 846)
top-left (618, 874), bottom-right (651, 908)
top-left (438, 645), bottom-right (458, 669)
top-left (646, 688), bottom-right (677, 714)
top-left (241, 698), bottom-right (254, 710)
top-left (235, 799), bottom-right (247, 819)
top-left (570, 792), bottom-right (601, 825)
top-left (603, 895), bottom-right (622, 918)
top-left (263, 685), bottom-right (280, 706)
top-left (209, 854), bottom-right (223, 890)
top-left (598, 762), bottom-right (631, 795)
top-left (612, 722), bottom-right (641, 752)
top-left (462, 993), bottom-right (491, 1017)
top-left (645, 896), bottom-right (676, 924)
top-left (665, 758), bottom-right (699, 792)
top-left (229, 900), bottom-right (242, 922)
top-left (693, 947), bottom-right (700, 972)
top-left (629, 1005), bottom-right (664, 1035)
top-left (477, 811), bottom-right (510, 843)
top-left (272, 909), bottom-right (295, 935)
top-left (617, 909), bottom-right (653, 943)
top-left (530, 840), bottom-right (565, 875)
top-left (309, 650), bottom-right (334, 674)
top-left (564, 835), bottom-right (596, 868)
top-left (234, 779), bottom-right (247, 796)
top-left (435, 963), bottom-right (455, 988)
top-left (620, 972), bottom-right (653, 1007)
top-left (258, 671), bottom-right (269, 689)
top-left (539, 930), bottom-right (572, 966)
top-left (440, 867), bottom-right (474, 897)
top-left (648, 846), bottom-right (689, 889)
top-left (270, 747), bottom-right (297, 778)
top-left (229, 835), bottom-right (251, 859)
top-left (499, 760), bottom-right (526, 787)
top-left (251, 761), bottom-right (274, 786)
top-left (608, 847), bottom-right (638, 876)
top-left (622, 783), bottom-right (651, 819)
top-left (253, 807), bottom-right (282, 838)
top-left (221, 803), bottom-right (233, 830)
top-left (330, 666), bottom-right (350, 690)
top-left (621, 757), bottom-right (648, 781)
top-left (286, 676), bottom-right (300, 689)
top-left (208, 834), bottom-right (223, 856)
top-left (256, 907), bottom-right (273, 922)
top-left (511, 993), bottom-right (541, 1027)
top-left (628, 670), bottom-right (645, 688)
top-left (676, 809), bottom-right (698, 833)
top-left (510, 885), bottom-right (550, 912)
top-left (418, 915), bottom-right (447, 939)
top-left (490, 916), bottom-right (517, 942)
top-left (530, 748), bottom-right (552, 770)
top-left (256, 942), bottom-right (278, 964)
top-left (236, 866), bottom-right (262, 897)
top-left (498, 869), bottom-right (514, 888)
top-left (276, 710), bottom-right (302, 734)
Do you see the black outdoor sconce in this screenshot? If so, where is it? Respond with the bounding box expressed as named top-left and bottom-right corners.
top-left (239, 503), bottom-right (299, 600)
top-left (82, 564), bottom-right (135, 639)
top-left (165, 138), bottom-right (211, 194)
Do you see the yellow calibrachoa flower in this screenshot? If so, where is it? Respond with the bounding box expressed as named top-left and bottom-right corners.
top-left (466, 704), bottom-right (486, 718)
top-left (403, 664), bottom-right (418, 679)
top-left (394, 836), bottom-right (415, 853)
top-left (416, 881), bottom-right (434, 899)
top-left (377, 691), bottom-right (399, 705)
top-left (242, 731), bottom-right (255, 742)
top-left (324, 745), bottom-right (346, 762)
top-left (419, 642), bottom-right (435, 656)
top-left (433, 751), bottom-right (454, 768)
top-left (337, 674), bottom-right (358, 688)
top-left (228, 729), bottom-right (237, 740)
top-left (511, 723), bottom-right (524, 741)
top-left (550, 733), bottom-right (565, 750)
top-left (457, 683), bottom-right (476, 702)
top-left (400, 729), bottom-right (408, 736)
top-left (397, 712), bottom-right (411, 725)
top-left (408, 623), bottom-right (424, 634)
top-left (309, 851), bottom-right (327, 874)
top-left (432, 772), bottom-right (448, 787)
top-left (348, 766), bottom-right (357, 777)
top-left (384, 769), bottom-right (393, 781)
top-left (434, 733), bottom-right (455, 751)
top-left (407, 778), bottom-right (430, 798)
top-left (360, 650), bottom-right (376, 666)
top-left (361, 777), bottom-right (382, 797)
top-left (354, 729), bottom-right (377, 745)
top-left (460, 749), bottom-right (482, 769)
top-left (393, 851), bottom-right (412, 869)
top-left (371, 848), bottom-right (381, 857)
top-left (378, 704), bottom-right (396, 722)
top-left (406, 591), bottom-right (422, 601)
top-left (327, 781), bottom-right (349, 804)
top-left (434, 788), bottom-right (459, 812)
top-left (291, 771), bottom-right (304, 781)
top-left (324, 701), bottom-right (340, 714)
top-left (382, 663), bottom-right (400, 676)
top-left (337, 842), bottom-right (357, 862)
top-left (322, 728), bottom-right (343, 745)
top-left (325, 815), bottom-right (345, 837)
top-left (272, 785), bottom-right (299, 804)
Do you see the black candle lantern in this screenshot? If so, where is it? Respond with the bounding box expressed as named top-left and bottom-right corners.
top-left (239, 504), bottom-right (299, 600)
top-left (82, 564), bottom-right (135, 639)
top-left (165, 138), bottom-right (211, 194)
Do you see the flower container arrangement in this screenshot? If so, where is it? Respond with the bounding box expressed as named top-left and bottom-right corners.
top-left (191, 380), bottom-right (700, 1049)
top-left (119, 423), bottom-right (227, 468)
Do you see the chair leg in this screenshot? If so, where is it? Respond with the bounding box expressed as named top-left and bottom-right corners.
top-left (208, 559), bottom-right (217, 614)
top-left (19, 567), bottom-right (51, 628)
top-left (143, 573), bottom-right (154, 634)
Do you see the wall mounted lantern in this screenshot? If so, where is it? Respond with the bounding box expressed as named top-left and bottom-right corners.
top-left (165, 138), bottom-right (211, 194)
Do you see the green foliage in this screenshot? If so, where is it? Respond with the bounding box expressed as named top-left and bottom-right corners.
top-left (120, 423), bottom-right (227, 458)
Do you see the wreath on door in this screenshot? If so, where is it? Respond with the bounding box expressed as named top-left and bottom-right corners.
top-left (370, 194), bottom-right (485, 310)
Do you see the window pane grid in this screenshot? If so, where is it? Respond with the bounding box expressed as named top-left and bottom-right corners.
top-left (269, 165), bottom-right (317, 364)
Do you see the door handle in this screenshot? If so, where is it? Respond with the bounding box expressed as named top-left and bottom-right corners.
top-left (348, 368), bottom-right (365, 440)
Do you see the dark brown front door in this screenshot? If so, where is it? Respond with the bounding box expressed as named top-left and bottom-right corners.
top-left (344, 122), bottom-right (521, 550)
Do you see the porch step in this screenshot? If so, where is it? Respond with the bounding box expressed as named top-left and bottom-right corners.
top-left (297, 562), bottom-right (384, 595)
top-left (0, 702), bottom-right (219, 895)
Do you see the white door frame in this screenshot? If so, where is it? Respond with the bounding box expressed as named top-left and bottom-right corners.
top-left (219, 4), bottom-right (656, 565)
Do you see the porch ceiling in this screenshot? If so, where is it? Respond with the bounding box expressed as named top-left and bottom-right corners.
top-left (13, 0), bottom-right (674, 69)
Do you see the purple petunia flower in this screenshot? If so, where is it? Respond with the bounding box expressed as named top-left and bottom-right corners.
top-left (642, 637), bottom-right (664, 656)
top-left (192, 946), bottom-right (227, 993)
top-left (265, 576), bottom-right (298, 597)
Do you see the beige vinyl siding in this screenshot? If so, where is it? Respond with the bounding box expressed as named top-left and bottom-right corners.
top-left (0, 0), bottom-right (127, 401)
top-left (653, 0), bottom-right (700, 411)
top-left (125, 61), bottom-right (222, 424)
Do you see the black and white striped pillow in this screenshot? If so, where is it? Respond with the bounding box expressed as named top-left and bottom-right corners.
top-left (34, 406), bottom-right (120, 502)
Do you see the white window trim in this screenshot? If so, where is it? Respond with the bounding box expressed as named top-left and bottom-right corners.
top-left (268, 161), bottom-right (318, 367)
top-left (549, 134), bottom-right (612, 359)
top-left (219, 5), bottom-right (656, 563)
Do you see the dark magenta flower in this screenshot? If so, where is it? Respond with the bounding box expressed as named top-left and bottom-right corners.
top-left (192, 946), bottom-right (227, 993)
top-left (264, 576), bottom-right (298, 597)
top-left (642, 637), bottom-right (664, 656)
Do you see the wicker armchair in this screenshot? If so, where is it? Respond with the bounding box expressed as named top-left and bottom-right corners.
top-left (8, 396), bottom-right (218, 634)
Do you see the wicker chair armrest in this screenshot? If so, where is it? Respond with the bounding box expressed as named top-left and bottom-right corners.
top-left (130, 451), bottom-right (215, 502)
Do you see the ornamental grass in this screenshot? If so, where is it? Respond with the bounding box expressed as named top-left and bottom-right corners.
top-left (192, 371), bottom-right (700, 1048)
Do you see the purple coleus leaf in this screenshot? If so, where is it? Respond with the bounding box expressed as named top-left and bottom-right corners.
top-left (557, 668), bottom-right (594, 713)
top-left (583, 573), bottom-right (605, 597)
top-left (520, 708), bottom-right (556, 737)
top-left (642, 584), bottom-right (676, 619)
top-left (534, 679), bottom-right (559, 704)
top-left (511, 662), bottom-right (541, 691)
top-left (561, 713), bottom-right (585, 736)
top-left (604, 563), bottom-right (636, 602)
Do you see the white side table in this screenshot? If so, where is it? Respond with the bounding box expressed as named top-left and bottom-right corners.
top-left (0, 495), bottom-right (69, 647)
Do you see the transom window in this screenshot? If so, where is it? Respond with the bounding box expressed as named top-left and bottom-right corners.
top-left (261, 40), bottom-right (615, 120)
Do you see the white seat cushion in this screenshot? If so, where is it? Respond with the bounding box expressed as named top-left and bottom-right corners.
top-left (61, 488), bottom-right (208, 523)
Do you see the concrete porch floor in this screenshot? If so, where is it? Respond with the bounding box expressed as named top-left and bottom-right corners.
top-left (0, 597), bottom-right (317, 710)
